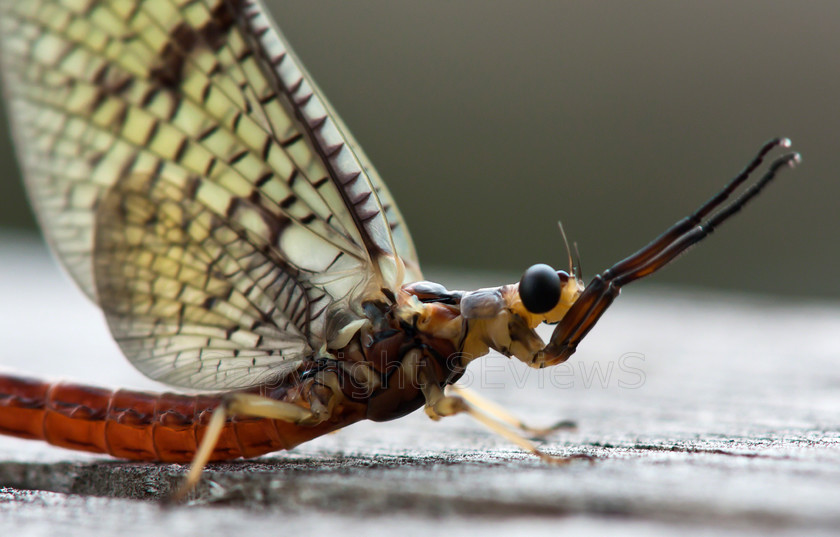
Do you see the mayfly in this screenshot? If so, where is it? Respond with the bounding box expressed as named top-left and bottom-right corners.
top-left (0, 0), bottom-right (799, 498)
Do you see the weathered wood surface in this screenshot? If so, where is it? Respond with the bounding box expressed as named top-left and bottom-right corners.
top-left (1, 238), bottom-right (839, 536)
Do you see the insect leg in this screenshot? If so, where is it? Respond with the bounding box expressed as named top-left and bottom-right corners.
top-left (172, 381), bottom-right (338, 501)
top-left (418, 365), bottom-right (589, 464)
top-left (542, 142), bottom-right (800, 364)
top-left (445, 384), bottom-right (575, 438)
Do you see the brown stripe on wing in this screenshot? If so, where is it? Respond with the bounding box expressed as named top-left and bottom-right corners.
top-left (227, 0), bottom-right (405, 280)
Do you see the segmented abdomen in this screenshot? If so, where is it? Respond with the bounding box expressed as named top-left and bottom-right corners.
top-left (0, 372), bottom-right (360, 462)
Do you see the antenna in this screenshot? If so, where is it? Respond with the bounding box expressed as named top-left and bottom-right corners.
top-left (557, 221), bottom-right (574, 275)
top-left (573, 242), bottom-right (583, 282)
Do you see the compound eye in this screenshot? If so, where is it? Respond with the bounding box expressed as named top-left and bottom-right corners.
top-left (518, 263), bottom-right (564, 314)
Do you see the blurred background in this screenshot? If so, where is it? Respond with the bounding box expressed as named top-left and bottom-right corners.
top-left (0, 0), bottom-right (836, 299)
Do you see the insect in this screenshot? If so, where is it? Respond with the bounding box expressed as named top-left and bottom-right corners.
top-left (0, 0), bottom-right (799, 498)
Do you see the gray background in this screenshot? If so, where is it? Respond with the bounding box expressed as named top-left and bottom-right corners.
top-left (3, 247), bottom-right (840, 534)
top-left (2, 4), bottom-right (840, 532)
top-left (1, 1), bottom-right (836, 298)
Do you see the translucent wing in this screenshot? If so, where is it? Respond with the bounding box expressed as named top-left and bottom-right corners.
top-left (94, 172), bottom-right (315, 389)
top-left (0, 0), bottom-right (422, 389)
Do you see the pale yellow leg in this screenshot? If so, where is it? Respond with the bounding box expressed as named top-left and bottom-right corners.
top-left (171, 404), bottom-right (228, 502)
top-left (170, 393), bottom-right (325, 502)
top-left (420, 373), bottom-right (591, 465)
top-left (446, 384), bottom-right (576, 438)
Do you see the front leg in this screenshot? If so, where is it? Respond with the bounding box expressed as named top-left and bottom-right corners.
top-left (541, 141), bottom-right (799, 366)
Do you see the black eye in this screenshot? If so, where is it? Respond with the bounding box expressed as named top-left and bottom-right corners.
top-left (519, 263), bottom-right (564, 314)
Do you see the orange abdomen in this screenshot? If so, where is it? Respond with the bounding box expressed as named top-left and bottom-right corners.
top-left (0, 372), bottom-right (364, 462)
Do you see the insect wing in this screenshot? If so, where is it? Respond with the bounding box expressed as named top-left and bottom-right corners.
top-left (0, 0), bottom-right (421, 389)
